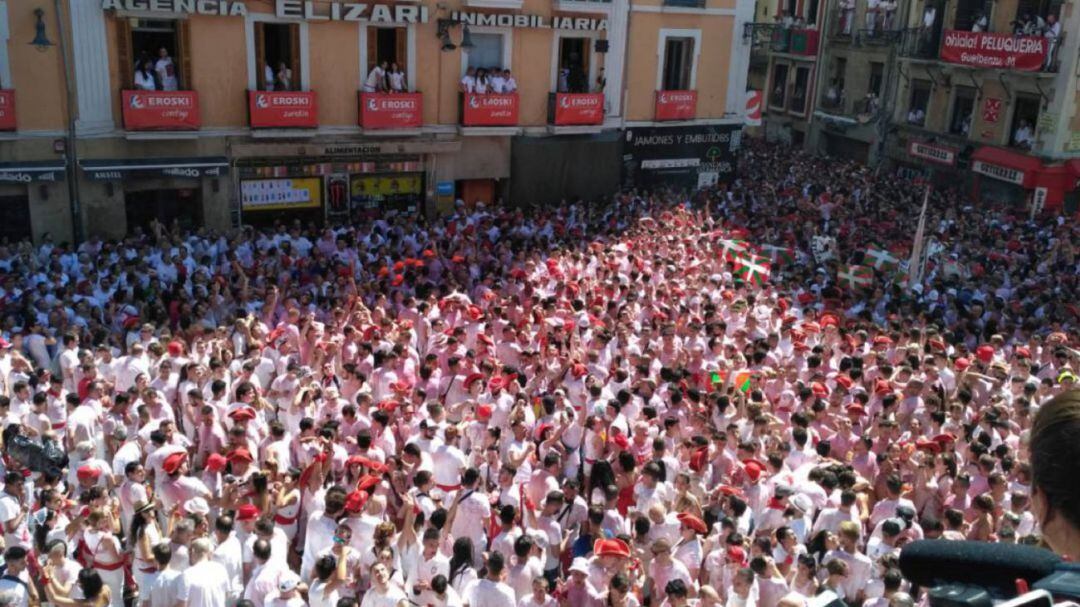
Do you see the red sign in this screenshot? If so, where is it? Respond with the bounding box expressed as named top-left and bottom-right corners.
top-left (982, 98), bottom-right (1002, 123)
top-left (908, 141), bottom-right (957, 166)
top-left (552, 93), bottom-right (605, 126)
top-left (745, 90), bottom-right (763, 126)
top-left (248, 91), bottom-right (318, 128)
top-left (359, 93), bottom-right (422, 129)
top-left (655, 90), bottom-right (698, 121)
top-left (940, 30), bottom-right (1047, 71)
top-left (122, 90), bottom-right (200, 130)
top-left (462, 93), bottom-right (519, 126)
top-left (0, 90), bottom-right (15, 131)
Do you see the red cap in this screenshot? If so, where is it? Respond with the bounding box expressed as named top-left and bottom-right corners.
top-left (929, 338), bottom-right (946, 352)
top-left (162, 452), bottom-right (187, 475)
top-left (593, 538), bottom-right (632, 558)
top-left (344, 490), bottom-right (369, 514)
top-left (846, 404), bottom-right (867, 417)
top-left (356, 474), bottom-right (381, 492)
top-left (391, 274), bottom-right (405, 287)
top-left (976, 344), bottom-right (995, 363)
top-left (476, 404), bottom-right (493, 420)
top-left (377, 400), bottom-right (400, 413)
top-left (487, 377), bottom-right (504, 392)
top-left (811, 382), bottom-right (830, 398)
top-left (390, 381), bottom-right (411, 394)
top-left (228, 448), bottom-right (254, 464)
top-left (873, 335), bottom-right (893, 347)
top-left (955, 357), bottom-right (971, 371)
top-left (915, 439), bottom-right (942, 454)
top-left (726, 546), bottom-right (747, 564)
top-left (874, 378), bottom-right (892, 396)
top-left (743, 460), bottom-right (764, 482)
top-left (1015, 346), bottom-right (1031, 359)
top-left (834, 375), bottom-right (853, 390)
top-left (571, 363), bottom-right (588, 379)
top-left (228, 407), bottom-right (257, 423)
top-left (718, 485), bottom-right (745, 498)
top-left (206, 453), bottom-right (228, 472)
top-left (688, 447), bottom-right (709, 473)
top-left (464, 373), bottom-right (485, 390)
top-left (467, 305), bottom-right (483, 321)
top-left (236, 504), bottom-right (261, 521)
top-left (76, 466), bottom-right (101, 482)
top-left (611, 433), bottom-right (630, 450)
top-left (932, 433), bottom-right (957, 445)
top-left (167, 341), bottom-right (184, 356)
top-left (676, 512), bottom-right (708, 535)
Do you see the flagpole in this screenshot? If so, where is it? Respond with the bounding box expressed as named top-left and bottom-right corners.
top-left (908, 186), bottom-right (930, 286)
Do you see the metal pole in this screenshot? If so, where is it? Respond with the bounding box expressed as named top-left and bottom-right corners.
top-left (54, 0), bottom-right (82, 243)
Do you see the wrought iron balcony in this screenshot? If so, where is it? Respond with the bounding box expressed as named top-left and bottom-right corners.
top-left (854, 27), bottom-right (903, 46)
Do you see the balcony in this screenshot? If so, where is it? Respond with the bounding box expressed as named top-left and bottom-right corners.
top-left (743, 24), bottom-right (819, 56)
top-left (359, 92), bottom-right (422, 131)
top-left (853, 27), bottom-right (903, 47)
top-left (0, 90), bottom-right (14, 131)
top-left (898, 28), bottom-right (1063, 73)
top-left (548, 92), bottom-right (605, 126)
top-left (655, 90), bottom-right (697, 121)
top-left (122, 90), bottom-right (201, 131)
top-left (460, 93), bottom-right (520, 127)
top-left (247, 91), bottom-right (318, 129)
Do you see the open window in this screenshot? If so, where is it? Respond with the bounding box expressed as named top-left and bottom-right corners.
top-left (806, 0), bottom-right (820, 24)
top-left (365, 27), bottom-right (408, 90)
top-left (557, 37), bottom-right (591, 93)
top-left (954, 0), bottom-right (990, 31)
top-left (770, 63), bottom-right (789, 109)
top-left (1009, 94), bottom-right (1041, 150)
top-left (906, 79), bottom-right (931, 126)
top-left (255, 22), bottom-right (301, 91)
top-left (661, 37), bottom-right (695, 91)
top-left (115, 18), bottom-right (191, 91)
top-left (949, 86), bottom-right (976, 135)
top-left (869, 62), bottom-right (884, 97)
top-left (790, 66), bottom-right (810, 114)
top-left (821, 57), bottom-right (845, 111)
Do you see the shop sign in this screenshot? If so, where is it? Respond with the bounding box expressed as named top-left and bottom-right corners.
top-left (0, 165), bottom-right (65, 183)
top-left (462, 93), bottom-right (519, 126)
top-left (80, 158), bottom-right (228, 180)
top-left (241, 177), bottom-right (322, 211)
top-left (248, 91), bottom-right (318, 128)
top-left (359, 93), bottom-right (422, 129)
top-left (623, 125), bottom-right (741, 189)
top-left (655, 91), bottom-right (697, 121)
top-left (0, 90), bottom-right (15, 131)
top-left (552, 93), bottom-right (604, 126)
top-left (908, 141), bottom-right (957, 166)
top-left (972, 160), bottom-right (1025, 186)
top-left (103, 0), bottom-right (431, 23)
top-left (449, 11), bottom-right (606, 30)
top-left (122, 90), bottom-right (201, 130)
top-left (941, 30), bottom-right (1046, 71)
top-left (1068, 132), bottom-right (1080, 152)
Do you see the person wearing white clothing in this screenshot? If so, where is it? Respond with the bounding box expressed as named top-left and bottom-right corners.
top-left (211, 516), bottom-right (244, 604)
top-left (463, 554), bottom-right (516, 607)
top-left (148, 543), bottom-right (183, 607)
top-left (176, 538), bottom-right (231, 607)
top-left (360, 563), bottom-right (408, 607)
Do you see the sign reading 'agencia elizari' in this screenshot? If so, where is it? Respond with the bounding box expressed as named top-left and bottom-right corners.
top-left (101, 0), bottom-right (609, 29)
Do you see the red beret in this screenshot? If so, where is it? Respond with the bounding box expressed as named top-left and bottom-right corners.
top-left (228, 448), bottom-right (254, 464)
top-left (229, 407), bottom-right (257, 422)
top-left (611, 433), bottom-right (630, 450)
top-left (356, 474), bottom-right (381, 493)
top-left (344, 490), bottom-right (369, 513)
top-left (976, 344), bottom-right (995, 363)
top-left (206, 453), bottom-right (228, 472)
top-left (76, 466), bottom-right (101, 482)
top-left (676, 512), bottom-right (708, 535)
top-left (476, 404), bottom-right (493, 420)
top-left (955, 357), bottom-right (971, 371)
top-left (236, 504), bottom-right (261, 521)
top-left (594, 538), bottom-right (632, 558)
top-left (464, 373), bottom-right (485, 389)
top-left (846, 404), bottom-right (867, 417)
top-left (162, 452), bottom-right (187, 475)
top-left (811, 382), bottom-right (830, 398)
top-left (834, 375), bottom-right (853, 390)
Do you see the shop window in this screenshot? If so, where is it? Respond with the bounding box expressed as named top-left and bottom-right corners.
top-left (466, 32), bottom-right (508, 73)
top-left (661, 37), bottom-right (695, 91)
top-left (125, 188), bottom-right (203, 233)
top-left (365, 27), bottom-right (408, 91)
top-left (0, 194), bottom-right (30, 244)
top-left (116, 18), bottom-right (191, 91)
top-left (869, 62), bottom-right (884, 97)
top-left (557, 37), bottom-right (591, 93)
top-left (949, 86), bottom-right (976, 135)
top-left (906, 79), bottom-right (931, 126)
top-left (770, 63), bottom-right (789, 109)
top-left (255, 23), bottom-right (302, 91)
top-left (954, 0), bottom-right (990, 31)
top-left (791, 66), bottom-right (810, 114)
top-left (1009, 94), bottom-right (1040, 150)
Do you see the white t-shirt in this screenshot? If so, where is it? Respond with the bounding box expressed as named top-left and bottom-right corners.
top-left (149, 569), bottom-right (183, 607)
top-left (365, 66), bottom-right (386, 91)
top-left (0, 493), bottom-right (29, 549)
top-left (464, 579), bottom-right (516, 607)
top-left (176, 559), bottom-right (231, 607)
top-left (360, 585), bottom-right (408, 607)
top-left (460, 76), bottom-right (476, 94)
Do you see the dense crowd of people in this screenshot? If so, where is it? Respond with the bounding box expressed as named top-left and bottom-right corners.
top-left (0, 139), bottom-right (1075, 607)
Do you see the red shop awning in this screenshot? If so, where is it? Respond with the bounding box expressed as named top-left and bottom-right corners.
top-left (970, 146), bottom-right (1042, 188)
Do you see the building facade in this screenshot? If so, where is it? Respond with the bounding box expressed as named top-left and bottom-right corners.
top-left (0, 0), bottom-right (752, 242)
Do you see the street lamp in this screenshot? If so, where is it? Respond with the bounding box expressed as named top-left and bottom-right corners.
top-left (30, 8), bottom-right (55, 51)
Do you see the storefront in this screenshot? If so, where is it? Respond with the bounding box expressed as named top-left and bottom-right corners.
top-left (896, 139), bottom-right (964, 187)
top-left (969, 146), bottom-right (1042, 208)
top-left (0, 160), bottom-right (67, 242)
top-left (79, 157), bottom-right (229, 234)
top-left (622, 124), bottom-right (742, 190)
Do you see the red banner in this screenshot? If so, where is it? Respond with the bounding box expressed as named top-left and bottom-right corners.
top-left (122, 90), bottom-right (200, 130)
top-left (462, 93), bottom-right (519, 126)
top-left (940, 30), bottom-right (1047, 71)
top-left (359, 93), bottom-right (422, 129)
top-left (553, 93), bottom-right (605, 126)
top-left (248, 91), bottom-right (318, 128)
top-left (655, 90), bottom-right (698, 121)
top-left (0, 90), bottom-right (15, 131)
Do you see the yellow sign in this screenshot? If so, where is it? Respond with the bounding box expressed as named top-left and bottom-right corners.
top-left (240, 177), bottom-right (322, 211)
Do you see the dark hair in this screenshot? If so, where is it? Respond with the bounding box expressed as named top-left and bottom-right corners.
top-left (1030, 390), bottom-right (1080, 534)
top-left (449, 537), bottom-right (474, 583)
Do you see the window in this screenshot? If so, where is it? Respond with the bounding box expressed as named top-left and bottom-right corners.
top-left (954, 0), bottom-right (990, 31)
top-left (557, 37), bottom-right (591, 93)
top-left (366, 27), bottom-right (407, 75)
top-left (869, 62), bottom-right (884, 97)
top-left (791, 66), bottom-right (810, 114)
top-left (116, 18), bottom-right (191, 90)
top-left (806, 0), bottom-right (820, 24)
top-left (949, 86), bottom-right (976, 135)
top-left (770, 63), bottom-right (789, 109)
top-left (906, 79), bottom-right (931, 126)
top-left (255, 23), bottom-right (301, 91)
top-left (1009, 94), bottom-right (1041, 150)
top-left (467, 32), bottom-right (507, 71)
top-left (661, 37), bottom-right (695, 91)
top-left (821, 57), bottom-right (845, 110)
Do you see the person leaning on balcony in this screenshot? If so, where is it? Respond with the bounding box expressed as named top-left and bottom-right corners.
top-left (865, 0), bottom-right (881, 33)
top-left (839, 0), bottom-right (855, 36)
top-left (490, 69), bottom-right (507, 94)
top-left (503, 70), bottom-right (518, 93)
top-left (1014, 121), bottom-right (1034, 150)
top-left (276, 62), bottom-right (293, 91)
top-left (459, 67), bottom-right (477, 94)
top-left (389, 63), bottom-right (406, 93)
top-left (1044, 14), bottom-right (1061, 71)
top-left (135, 59), bottom-right (156, 91)
top-left (475, 68), bottom-right (490, 94)
top-left (365, 62), bottom-right (388, 93)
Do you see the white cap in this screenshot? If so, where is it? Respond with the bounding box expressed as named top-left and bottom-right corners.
top-left (278, 573), bottom-right (300, 593)
top-left (568, 557), bottom-right (590, 575)
top-left (183, 497), bottom-right (210, 516)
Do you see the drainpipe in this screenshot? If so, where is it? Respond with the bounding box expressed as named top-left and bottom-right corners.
top-left (55, 0), bottom-right (82, 243)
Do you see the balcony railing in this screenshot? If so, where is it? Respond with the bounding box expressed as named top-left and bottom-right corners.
top-left (854, 27), bottom-right (903, 46)
top-left (742, 24), bottom-right (820, 55)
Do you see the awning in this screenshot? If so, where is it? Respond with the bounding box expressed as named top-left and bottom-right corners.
top-left (0, 160), bottom-right (66, 183)
top-left (79, 157), bottom-right (229, 181)
top-left (970, 146), bottom-right (1042, 188)
top-left (1065, 159), bottom-right (1080, 183)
